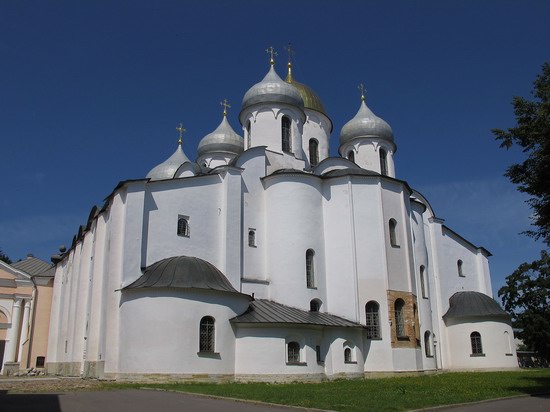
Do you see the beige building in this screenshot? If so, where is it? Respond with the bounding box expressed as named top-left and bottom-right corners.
top-left (0, 255), bottom-right (54, 375)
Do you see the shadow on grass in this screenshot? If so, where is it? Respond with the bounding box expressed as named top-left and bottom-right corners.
top-left (0, 391), bottom-right (61, 412)
top-left (510, 374), bottom-right (550, 396)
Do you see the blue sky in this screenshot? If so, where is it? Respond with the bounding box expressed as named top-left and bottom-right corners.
top-left (0, 1), bottom-right (548, 299)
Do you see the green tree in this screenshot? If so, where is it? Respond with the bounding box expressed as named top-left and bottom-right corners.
top-left (495, 62), bottom-right (550, 362)
top-left (0, 248), bottom-right (12, 264)
top-left (492, 62), bottom-right (550, 245)
top-left (498, 250), bottom-right (550, 360)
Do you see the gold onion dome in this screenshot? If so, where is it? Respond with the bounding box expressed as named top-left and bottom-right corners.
top-left (285, 62), bottom-right (327, 115)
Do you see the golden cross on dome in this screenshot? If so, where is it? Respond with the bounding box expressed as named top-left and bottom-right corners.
top-left (220, 99), bottom-right (231, 116)
top-left (358, 83), bottom-right (366, 101)
top-left (265, 46), bottom-right (277, 65)
top-left (285, 42), bottom-right (294, 65)
top-left (176, 123), bottom-right (186, 145)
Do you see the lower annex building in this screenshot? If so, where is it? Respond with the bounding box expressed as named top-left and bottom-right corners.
top-left (46, 53), bottom-right (517, 381)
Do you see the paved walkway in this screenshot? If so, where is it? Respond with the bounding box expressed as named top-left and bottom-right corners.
top-left (0, 389), bottom-right (313, 412)
top-left (437, 393), bottom-right (550, 411)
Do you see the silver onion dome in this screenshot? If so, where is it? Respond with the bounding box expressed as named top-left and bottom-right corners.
top-left (242, 64), bottom-right (304, 112)
top-left (146, 144), bottom-right (190, 181)
top-left (339, 99), bottom-right (393, 145)
top-left (197, 115), bottom-right (244, 157)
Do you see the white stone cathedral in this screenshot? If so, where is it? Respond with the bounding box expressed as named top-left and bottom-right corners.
top-left (46, 52), bottom-right (517, 381)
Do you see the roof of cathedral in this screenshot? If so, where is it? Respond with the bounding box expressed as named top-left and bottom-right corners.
top-left (339, 97), bottom-right (393, 145)
top-left (123, 256), bottom-right (245, 296)
top-left (285, 63), bottom-right (326, 115)
top-left (231, 299), bottom-right (364, 328)
top-left (443, 291), bottom-right (510, 321)
top-left (241, 63), bottom-right (304, 112)
top-left (11, 255), bottom-right (53, 277)
top-left (197, 115), bottom-right (244, 157)
top-left (146, 144), bottom-right (190, 181)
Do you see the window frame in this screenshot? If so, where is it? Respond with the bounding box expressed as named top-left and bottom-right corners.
top-left (365, 301), bottom-right (381, 339)
top-left (199, 316), bottom-right (215, 353)
top-left (306, 249), bottom-right (315, 289)
top-left (380, 148), bottom-right (388, 176)
top-left (470, 331), bottom-right (484, 356)
top-left (395, 299), bottom-right (406, 339)
top-left (281, 116), bottom-right (292, 153)
top-left (248, 228), bottom-right (256, 247)
top-left (287, 341), bottom-right (301, 364)
top-left (177, 215), bottom-right (190, 238)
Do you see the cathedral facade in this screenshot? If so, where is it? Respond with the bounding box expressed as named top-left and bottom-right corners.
top-left (46, 55), bottom-right (517, 381)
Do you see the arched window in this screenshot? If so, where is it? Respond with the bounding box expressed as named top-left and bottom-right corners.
top-left (504, 331), bottom-right (513, 354)
top-left (420, 265), bottom-right (428, 298)
top-left (470, 331), bottom-right (483, 355)
top-left (380, 148), bottom-right (388, 175)
top-left (309, 139), bottom-right (319, 166)
top-left (389, 219), bottom-right (398, 246)
top-left (344, 347), bottom-right (352, 363)
top-left (177, 216), bottom-right (190, 237)
top-left (347, 151), bottom-right (355, 162)
top-left (395, 299), bottom-right (406, 338)
top-left (199, 316), bottom-right (215, 352)
top-left (282, 116), bottom-right (291, 152)
top-left (306, 249), bottom-right (315, 288)
top-left (248, 229), bottom-right (256, 247)
top-left (310, 299), bottom-right (321, 312)
top-left (316, 345), bottom-right (322, 362)
top-left (365, 301), bottom-right (381, 339)
top-left (287, 341), bottom-right (300, 363)
top-left (457, 260), bottom-right (464, 277)
top-left (424, 331), bottom-right (432, 357)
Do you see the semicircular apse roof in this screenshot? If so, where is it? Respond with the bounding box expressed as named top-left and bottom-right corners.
top-left (123, 256), bottom-right (244, 295)
top-left (443, 291), bottom-right (510, 321)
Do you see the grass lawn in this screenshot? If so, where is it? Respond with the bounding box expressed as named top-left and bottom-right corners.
top-left (109, 369), bottom-right (550, 411)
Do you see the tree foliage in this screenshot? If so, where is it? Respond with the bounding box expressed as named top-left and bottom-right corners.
top-left (492, 62), bottom-right (550, 245)
top-left (498, 250), bottom-right (550, 361)
top-left (0, 248), bottom-right (12, 264)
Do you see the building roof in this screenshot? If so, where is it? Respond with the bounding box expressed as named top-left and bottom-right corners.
top-left (11, 255), bottom-right (53, 277)
top-left (123, 255), bottom-right (246, 296)
top-left (443, 291), bottom-right (510, 321)
top-left (146, 144), bottom-right (190, 181)
top-left (340, 98), bottom-right (394, 145)
top-left (285, 63), bottom-right (327, 116)
top-left (197, 115), bottom-right (244, 157)
top-left (231, 299), bottom-right (364, 328)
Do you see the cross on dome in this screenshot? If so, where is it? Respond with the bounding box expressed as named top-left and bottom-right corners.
top-left (358, 83), bottom-right (366, 101)
top-left (285, 42), bottom-right (294, 66)
top-left (220, 99), bottom-right (231, 116)
top-left (176, 123), bottom-right (186, 145)
top-left (265, 46), bottom-right (277, 65)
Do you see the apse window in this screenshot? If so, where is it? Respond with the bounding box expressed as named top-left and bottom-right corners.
top-left (389, 219), bottom-right (398, 247)
top-left (470, 331), bottom-right (484, 356)
top-left (199, 316), bottom-right (215, 353)
top-left (306, 249), bottom-right (315, 288)
top-left (177, 215), bottom-right (190, 237)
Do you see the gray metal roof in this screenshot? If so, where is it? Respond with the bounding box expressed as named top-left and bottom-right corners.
top-left (11, 256), bottom-right (53, 277)
top-left (242, 65), bottom-right (304, 112)
top-left (197, 115), bottom-right (244, 157)
top-left (146, 144), bottom-right (190, 181)
top-left (231, 299), bottom-right (364, 328)
top-left (123, 256), bottom-right (245, 296)
top-left (340, 99), bottom-right (393, 145)
top-left (443, 291), bottom-right (510, 321)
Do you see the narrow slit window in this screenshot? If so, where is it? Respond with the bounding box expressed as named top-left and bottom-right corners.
top-left (306, 249), bottom-right (315, 288)
top-left (420, 265), bottom-right (428, 298)
top-left (457, 260), bottom-right (464, 277)
top-left (395, 299), bottom-right (406, 338)
top-left (348, 151), bottom-right (355, 162)
top-left (248, 229), bottom-right (256, 247)
top-left (309, 139), bottom-right (319, 166)
top-left (389, 219), bottom-right (398, 246)
top-left (282, 116), bottom-right (292, 152)
top-left (380, 148), bottom-right (388, 175)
